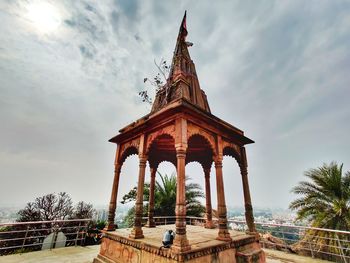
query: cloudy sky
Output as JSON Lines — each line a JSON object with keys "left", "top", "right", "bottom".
{"left": 0, "top": 0, "right": 349, "bottom": 210}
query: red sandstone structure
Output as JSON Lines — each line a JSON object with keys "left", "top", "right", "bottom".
{"left": 95, "top": 12, "right": 265, "bottom": 263}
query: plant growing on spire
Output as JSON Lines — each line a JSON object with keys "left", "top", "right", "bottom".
{"left": 139, "top": 58, "right": 171, "bottom": 105}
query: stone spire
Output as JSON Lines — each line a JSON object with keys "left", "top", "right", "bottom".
{"left": 151, "top": 12, "right": 211, "bottom": 114}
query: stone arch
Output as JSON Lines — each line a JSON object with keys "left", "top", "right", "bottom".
{"left": 145, "top": 125, "right": 175, "bottom": 155}
{"left": 185, "top": 160, "right": 204, "bottom": 170}
{"left": 119, "top": 146, "right": 138, "bottom": 166}
{"left": 188, "top": 133, "right": 215, "bottom": 154}
{"left": 118, "top": 137, "right": 140, "bottom": 165}
{"left": 187, "top": 124, "right": 217, "bottom": 157}
{"left": 222, "top": 142, "right": 242, "bottom": 165}
{"left": 154, "top": 159, "right": 177, "bottom": 170}
{"left": 147, "top": 133, "right": 176, "bottom": 169}
{"left": 187, "top": 134, "right": 215, "bottom": 167}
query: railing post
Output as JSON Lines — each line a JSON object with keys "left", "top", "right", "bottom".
{"left": 335, "top": 233, "right": 347, "bottom": 263}
{"left": 83, "top": 220, "right": 89, "bottom": 246}
{"left": 282, "top": 228, "right": 286, "bottom": 248}
{"left": 51, "top": 224, "right": 59, "bottom": 250}
{"left": 307, "top": 232, "right": 314, "bottom": 259}
{"left": 75, "top": 221, "right": 82, "bottom": 246}
{"left": 22, "top": 225, "right": 30, "bottom": 250}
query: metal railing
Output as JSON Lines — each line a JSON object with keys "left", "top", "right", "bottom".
{"left": 0, "top": 219, "right": 91, "bottom": 256}
{"left": 230, "top": 219, "right": 350, "bottom": 263}
{"left": 141, "top": 216, "right": 350, "bottom": 262}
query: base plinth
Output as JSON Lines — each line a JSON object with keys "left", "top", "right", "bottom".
{"left": 129, "top": 227, "right": 144, "bottom": 239}
{"left": 93, "top": 225, "right": 265, "bottom": 263}
{"left": 204, "top": 221, "right": 215, "bottom": 229}
{"left": 104, "top": 223, "right": 117, "bottom": 232}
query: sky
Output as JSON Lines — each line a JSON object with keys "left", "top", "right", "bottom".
{"left": 0, "top": 0, "right": 349, "bottom": 210}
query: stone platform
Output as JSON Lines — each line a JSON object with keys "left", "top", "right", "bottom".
{"left": 94, "top": 225, "right": 265, "bottom": 263}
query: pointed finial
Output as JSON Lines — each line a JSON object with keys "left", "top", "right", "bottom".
{"left": 179, "top": 11, "right": 188, "bottom": 38}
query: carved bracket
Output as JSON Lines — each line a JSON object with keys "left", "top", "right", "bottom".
{"left": 119, "top": 138, "right": 140, "bottom": 164}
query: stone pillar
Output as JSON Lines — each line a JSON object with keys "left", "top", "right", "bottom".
{"left": 129, "top": 156, "right": 147, "bottom": 239}
{"left": 204, "top": 167, "right": 214, "bottom": 229}
{"left": 105, "top": 163, "right": 121, "bottom": 231}
{"left": 172, "top": 147, "right": 191, "bottom": 252}
{"left": 145, "top": 167, "right": 156, "bottom": 228}
{"left": 240, "top": 147, "right": 256, "bottom": 233}
{"left": 240, "top": 164, "right": 256, "bottom": 233}
{"left": 215, "top": 159, "right": 232, "bottom": 241}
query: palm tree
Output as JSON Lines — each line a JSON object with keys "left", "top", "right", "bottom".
{"left": 154, "top": 172, "right": 205, "bottom": 216}
{"left": 121, "top": 172, "right": 205, "bottom": 227}
{"left": 289, "top": 162, "right": 350, "bottom": 260}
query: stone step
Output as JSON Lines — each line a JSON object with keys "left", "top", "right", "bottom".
{"left": 93, "top": 254, "right": 116, "bottom": 263}
{"left": 236, "top": 248, "right": 265, "bottom": 263}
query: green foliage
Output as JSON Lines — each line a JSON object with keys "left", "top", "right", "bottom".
{"left": 121, "top": 184, "right": 150, "bottom": 205}
{"left": 289, "top": 162, "right": 350, "bottom": 229}
{"left": 289, "top": 162, "right": 350, "bottom": 259}
{"left": 94, "top": 220, "right": 107, "bottom": 230}
{"left": 121, "top": 206, "right": 149, "bottom": 228}
{"left": 153, "top": 173, "right": 177, "bottom": 216}
{"left": 121, "top": 172, "right": 205, "bottom": 227}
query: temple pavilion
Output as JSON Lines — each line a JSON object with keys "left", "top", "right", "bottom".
{"left": 94, "top": 12, "right": 265, "bottom": 263}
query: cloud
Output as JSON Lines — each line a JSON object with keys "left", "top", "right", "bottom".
{"left": 0, "top": 0, "right": 349, "bottom": 209}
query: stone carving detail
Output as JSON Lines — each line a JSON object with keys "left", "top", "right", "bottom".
{"left": 100, "top": 237, "right": 139, "bottom": 263}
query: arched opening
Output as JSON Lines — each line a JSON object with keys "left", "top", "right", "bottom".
{"left": 146, "top": 134, "right": 176, "bottom": 227}
{"left": 148, "top": 134, "right": 176, "bottom": 168}
{"left": 116, "top": 154, "right": 151, "bottom": 229}
{"left": 186, "top": 134, "right": 215, "bottom": 227}
{"left": 185, "top": 161, "right": 205, "bottom": 183}
{"left": 186, "top": 134, "right": 214, "bottom": 168}
{"left": 222, "top": 146, "right": 245, "bottom": 229}
{"left": 119, "top": 146, "right": 138, "bottom": 166}
{"left": 154, "top": 161, "right": 177, "bottom": 218}
{"left": 185, "top": 161, "right": 206, "bottom": 217}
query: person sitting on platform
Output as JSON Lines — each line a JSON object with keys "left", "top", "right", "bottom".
{"left": 162, "top": 230, "right": 175, "bottom": 248}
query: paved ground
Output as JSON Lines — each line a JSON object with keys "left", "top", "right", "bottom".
{"left": 265, "top": 249, "right": 331, "bottom": 263}
{"left": 0, "top": 245, "right": 331, "bottom": 263}
{"left": 0, "top": 246, "right": 99, "bottom": 263}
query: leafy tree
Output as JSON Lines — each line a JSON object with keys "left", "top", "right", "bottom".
{"left": 18, "top": 192, "right": 73, "bottom": 221}
{"left": 71, "top": 201, "right": 94, "bottom": 219}
{"left": 121, "top": 172, "right": 205, "bottom": 227}
{"left": 289, "top": 162, "right": 350, "bottom": 260}
{"left": 0, "top": 193, "right": 96, "bottom": 255}
{"left": 16, "top": 202, "right": 41, "bottom": 222}
{"left": 17, "top": 192, "right": 95, "bottom": 222}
